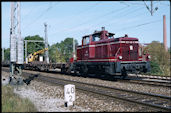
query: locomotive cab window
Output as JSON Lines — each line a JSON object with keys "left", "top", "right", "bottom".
{"left": 108, "top": 34, "right": 114, "bottom": 39}
{"left": 83, "top": 36, "right": 90, "bottom": 45}
{"left": 92, "top": 35, "right": 100, "bottom": 42}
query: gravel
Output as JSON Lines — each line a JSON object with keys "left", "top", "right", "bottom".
{"left": 1, "top": 70, "right": 168, "bottom": 112}
{"left": 22, "top": 69, "right": 171, "bottom": 97}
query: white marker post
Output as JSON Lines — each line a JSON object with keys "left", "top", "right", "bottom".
{"left": 64, "top": 84, "right": 75, "bottom": 107}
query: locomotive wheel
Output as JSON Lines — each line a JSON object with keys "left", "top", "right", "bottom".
{"left": 80, "top": 70, "right": 87, "bottom": 77}
{"left": 143, "top": 66, "right": 147, "bottom": 73}
{"left": 73, "top": 70, "right": 78, "bottom": 76}
{"left": 80, "top": 66, "right": 88, "bottom": 77}
{"left": 121, "top": 67, "right": 127, "bottom": 79}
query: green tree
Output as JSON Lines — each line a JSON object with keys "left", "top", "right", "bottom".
{"left": 49, "top": 37, "right": 78, "bottom": 63}
{"left": 4, "top": 48, "right": 10, "bottom": 61}
{"left": 144, "top": 41, "right": 170, "bottom": 76}
{"left": 49, "top": 43, "right": 65, "bottom": 63}
{"left": 24, "top": 35, "right": 45, "bottom": 58}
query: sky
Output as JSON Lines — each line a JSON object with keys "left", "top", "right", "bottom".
{"left": 1, "top": 1, "right": 170, "bottom": 49}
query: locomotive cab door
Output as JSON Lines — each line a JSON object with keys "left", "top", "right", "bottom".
{"left": 89, "top": 35, "right": 95, "bottom": 58}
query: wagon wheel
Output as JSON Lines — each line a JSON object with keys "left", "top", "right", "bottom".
{"left": 61, "top": 67, "right": 66, "bottom": 74}
{"left": 66, "top": 68, "right": 71, "bottom": 75}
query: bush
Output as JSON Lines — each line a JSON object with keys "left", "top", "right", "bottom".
{"left": 150, "top": 61, "right": 162, "bottom": 75}
{"left": 144, "top": 41, "right": 170, "bottom": 76}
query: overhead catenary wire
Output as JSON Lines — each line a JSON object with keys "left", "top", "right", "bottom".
{"left": 23, "top": 2, "right": 60, "bottom": 31}
{"left": 65, "top": 6, "right": 144, "bottom": 37}
{"left": 69, "top": 2, "right": 102, "bottom": 19}
{"left": 24, "top": 2, "right": 168, "bottom": 45}
{"left": 159, "top": 0, "right": 170, "bottom": 6}
{"left": 49, "top": 2, "right": 102, "bottom": 34}
{"left": 63, "top": 3, "right": 147, "bottom": 34}
{"left": 49, "top": 5, "right": 129, "bottom": 36}
{"left": 89, "top": 6, "right": 144, "bottom": 29}
{"left": 62, "top": 5, "right": 162, "bottom": 42}
{"left": 115, "top": 19, "right": 162, "bottom": 32}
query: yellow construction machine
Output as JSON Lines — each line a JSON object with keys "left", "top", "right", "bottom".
{"left": 28, "top": 48, "right": 48, "bottom": 63}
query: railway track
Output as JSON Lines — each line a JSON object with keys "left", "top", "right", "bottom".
{"left": 2, "top": 65, "right": 170, "bottom": 88}
{"left": 2, "top": 67, "right": 170, "bottom": 88}
{"left": 2, "top": 68, "right": 171, "bottom": 111}
{"left": 118, "top": 78, "right": 171, "bottom": 88}
{"left": 128, "top": 74, "right": 171, "bottom": 81}
{"left": 82, "top": 73, "right": 171, "bottom": 88}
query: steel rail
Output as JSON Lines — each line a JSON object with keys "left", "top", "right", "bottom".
{"left": 119, "top": 79, "right": 171, "bottom": 88}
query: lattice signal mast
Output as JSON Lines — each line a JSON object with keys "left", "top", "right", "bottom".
{"left": 10, "top": 2, "right": 24, "bottom": 85}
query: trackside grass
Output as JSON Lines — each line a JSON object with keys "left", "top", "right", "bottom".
{"left": 2, "top": 85, "right": 37, "bottom": 112}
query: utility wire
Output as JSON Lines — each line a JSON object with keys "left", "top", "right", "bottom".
{"left": 116, "top": 19, "right": 162, "bottom": 32}
{"left": 23, "top": 5, "right": 40, "bottom": 19}
{"left": 71, "top": 6, "right": 144, "bottom": 36}
{"left": 41, "top": 2, "right": 61, "bottom": 22}
{"left": 128, "top": 2, "right": 145, "bottom": 6}
{"left": 50, "top": 5, "right": 129, "bottom": 36}
{"left": 71, "top": 2, "right": 101, "bottom": 18}
{"left": 60, "top": 6, "right": 143, "bottom": 40}
{"left": 159, "top": 0, "right": 170, "bottom": 6}
{"left": 67, "top": 5, "right": 144, "bottom": 33}
{"left": 94, "top": 6, "right": 143, "bottom": 27}
{"left": 24, "top": 2, "right": 60, "bottom": 31}
{"left": 49, "top": 2, "right": 101, "bottom": 34}
{"left": 119, "top": 1, "right": 130, "bottom": 6}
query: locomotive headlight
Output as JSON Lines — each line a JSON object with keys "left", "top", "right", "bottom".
{"left": 147, "top": 55, "right": 151, "bottom": 59}
{"left": 119, "top": 56, "right": 122, "bottom": 60}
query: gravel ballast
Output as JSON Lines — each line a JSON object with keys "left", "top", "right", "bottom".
{"left": 22, "top": 69, "right": 171, "bottom": 97}
{"left": 1, "top": 70, "right": 168, "bottom": 112}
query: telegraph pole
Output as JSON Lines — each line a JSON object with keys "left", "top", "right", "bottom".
{"left": 44, "top": 23, "right": 49, "bottom": 63}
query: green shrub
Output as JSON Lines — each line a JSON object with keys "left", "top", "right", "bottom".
{"left": 144, "top": 41, "right": 170, "bottom": 76}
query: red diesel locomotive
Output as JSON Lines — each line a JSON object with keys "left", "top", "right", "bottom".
{"left": 70, "top": 27, "right": 151, "bottom": 77}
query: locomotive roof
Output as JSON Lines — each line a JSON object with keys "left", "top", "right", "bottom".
{"left": 118, "top": 37, "right": 138, "bottom": 41}
{"left": 82, "top": 28, "right": 138, "bottom": 41}
{"left": 83, "top": 31, "right": 115, "bottom": 38}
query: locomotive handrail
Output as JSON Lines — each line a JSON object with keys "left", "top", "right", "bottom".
{"left": 115, "top": 47, "right": 120, "bottom": 58}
